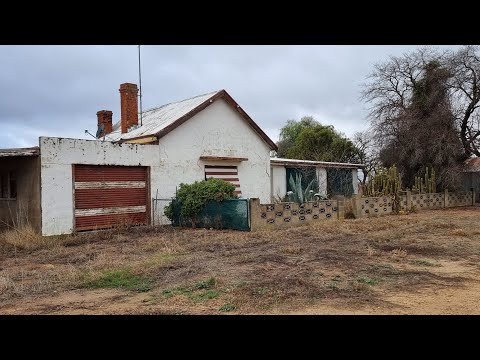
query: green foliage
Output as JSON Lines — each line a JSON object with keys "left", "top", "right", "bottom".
{"left": 161, "top": 277, "right": 220, "bottom": 302}
{"left": 412, "top": 167, "right": 436, "bottom": 193}
{"left": 194, "top": 277, "right": 216, "bottom": 289}
{"left": 219, "top": 304, "right": 237, "bottom": 312}
{"left": 277, "top": 116, "right": 317, "bottom": 157}
{"left": 86, "top": 269, "right": 151, "bottom": 292}
{"left": 277, "top": 116, "right": 360, "bottom": 163}
{"left": 286, "top": 173, "right": 316, "bottom": 204}
{"left": 164, "top": 178, "right": 236, "bottom": 227}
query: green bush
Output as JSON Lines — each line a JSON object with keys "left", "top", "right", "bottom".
{"left": 164, "top": 178, "right": 237, "bottom": 227}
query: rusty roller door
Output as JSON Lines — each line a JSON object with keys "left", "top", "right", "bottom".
{"left": 73, "top": 165, "right": 149, "bottom": 231}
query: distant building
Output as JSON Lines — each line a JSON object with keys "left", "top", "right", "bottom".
{"left": 461, "top": 157, "right": 480, "bottom": 202}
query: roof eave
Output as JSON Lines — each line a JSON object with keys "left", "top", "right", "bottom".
{"left": 0, "top": 146, "right": 40, "bottom": 157}
{"left": 270, "top": 158, "right": 364, "bottom": 169}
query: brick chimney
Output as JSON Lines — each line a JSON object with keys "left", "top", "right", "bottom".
{"left": 96, "top": 110, "right": 113, "bottom": 137}
{"left": 119, "top": 83, "right": 139, "bottom": 134}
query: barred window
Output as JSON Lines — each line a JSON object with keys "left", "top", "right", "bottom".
{"left": 0, "top": 172, "right": 16, "bottom": 199}
{"left": 204, "top": 165, "right": 242, "bottom": 196}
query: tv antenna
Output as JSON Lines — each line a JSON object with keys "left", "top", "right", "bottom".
{"left": 85, "top": 129, "right": 114, "bottom": 142}
{"left": 138, "top": 45, "right": 143, "bottom": 126}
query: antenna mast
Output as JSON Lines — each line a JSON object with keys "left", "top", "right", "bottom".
{"left": 138, "top": 45, "right": 143, "bottom": 126}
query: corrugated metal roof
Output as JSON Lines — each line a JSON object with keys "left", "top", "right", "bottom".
{"left": 463, "top": 157, "right": 480, "bottom": 172}
{"left": 108, "top": 90, "right": 220, "bottom": 141}
{"left": 271, "top": 157, "right": 364, "bottom": 169}
{"left": 0, "top": 146, "right": 39, "bottom": 157}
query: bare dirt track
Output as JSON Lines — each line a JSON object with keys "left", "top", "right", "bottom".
{"left": 2, "top": 207, "right": 480, "bottom": 314}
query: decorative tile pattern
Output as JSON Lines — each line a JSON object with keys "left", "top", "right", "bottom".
{"left": 358, "top": 196, "right": 393, "bottom": 216}
{"left": 411, "top": 193, "right": 444, "bottom": 209}
{"left": 257, "top": 200, "right": 338, "bottom": 227}
{"left": 447, "top": 192, "right": 472, "bottom": 207}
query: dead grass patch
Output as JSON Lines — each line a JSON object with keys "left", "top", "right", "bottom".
{"left": 1, "top": 208, "right": 480, "bottom": 314}
{"left": 0, "top": 225, "right": 56, "bottom": 250}
{"left": 280, "top": 245, "right": 303, "bottom": 255}
{"left": 449, "top": 229, "right": 469, "bottom": 237}
{"left": 390, "top": 248, "right": 408, "bottom": 258}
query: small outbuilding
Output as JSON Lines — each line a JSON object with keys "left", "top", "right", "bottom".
{"left": 460, "top": 157, "right": 480, "bottom": 203}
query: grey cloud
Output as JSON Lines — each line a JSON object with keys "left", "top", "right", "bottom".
{"left": 0, "top": 45, "right": 461, "bottom": 149}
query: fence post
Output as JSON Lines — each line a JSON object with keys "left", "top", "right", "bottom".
{"left": 406, "top": 189, "right": 412, "bottom": 211}
{"left": 249, "top": 198, "right": 261, "bottom": 231}
{"left": 444, "top": 189, "right": 449, "bottom": 208}
{"left": 333, "top": 195, "right": 345, "bottom": 220}
{"left": 352, "top": 194, "right": 362, "bottom": 219}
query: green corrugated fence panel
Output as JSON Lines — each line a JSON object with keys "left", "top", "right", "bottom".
{"left": 171, "top": 199, "right": 250, "bottom": 231}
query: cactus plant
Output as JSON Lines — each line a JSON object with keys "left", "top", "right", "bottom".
{"left": 364, "top": 165, "right": 402, "bottom": 198}
{"left": 412, "top": 167, "right": 436, "bottom": 194}
{"left": 364, "top": 165, "right": 403, "bottom": 212}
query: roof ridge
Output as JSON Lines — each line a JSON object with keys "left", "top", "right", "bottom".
{"left": 142, "top": 89, "right": 221, "bottom": 115}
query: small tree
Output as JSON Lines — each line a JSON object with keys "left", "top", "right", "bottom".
{"left": 164, "top": 178, "right": 236, "bottom": 228}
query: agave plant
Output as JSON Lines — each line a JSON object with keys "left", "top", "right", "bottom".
{"left": 287, "top": 173, "right": 317, "bottom": 204}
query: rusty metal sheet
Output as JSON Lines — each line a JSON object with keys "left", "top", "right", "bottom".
{"left": 73, "top": 165, "right": 148, "bottom": 231}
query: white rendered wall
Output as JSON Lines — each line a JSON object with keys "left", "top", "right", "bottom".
{"left": 352, "top": 169, "right": 359, "bottom": 194}
{"left": 317, "top": 168, "right": 327, "bottom": 196}
{"left": 40, "top": 99, "right": 272, "bottom": 235}
{"left": 154, "top": 99, "right": 272, "bottom": 204}
{"left": 271, "top": 166, "right": 286, "bottom": 201}
{"left": 40, "top": 137, "right": 161, "bottom": 236}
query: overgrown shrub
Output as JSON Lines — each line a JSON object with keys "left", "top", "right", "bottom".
{"left": 164, "top": 178, "right": 237, "bottom": 227}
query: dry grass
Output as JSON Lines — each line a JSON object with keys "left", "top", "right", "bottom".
{"left": 344, "top": 198, "right": 355, "bottom": 219}
{"left": 449, "top": 229, "right": 469, "bottom": 237}
{"left": 1, "top": 224, "right": 45, "bottom": 249}
{"left": 1, "top": 207, "right": 480, "bottom": 314}
{"left": 390, "top": 248, "right": 408, "bottom": 258}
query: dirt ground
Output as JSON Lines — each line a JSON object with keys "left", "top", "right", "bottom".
{"left": 2, "top": 207, "right": 480, "bottom": 315}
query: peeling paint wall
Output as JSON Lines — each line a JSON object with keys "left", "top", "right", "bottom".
{"left": 40, "top": 137, "right": 161, "bottom": 236}
{"left": 40, "top": 98, "right": 272, "bottom": 236}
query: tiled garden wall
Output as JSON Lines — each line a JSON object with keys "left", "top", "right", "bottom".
{"left": 353, "top": 190, "right": 474, "bottom": 218}
{"left": 249, "top": 197, "right": 344, "bottom": 231}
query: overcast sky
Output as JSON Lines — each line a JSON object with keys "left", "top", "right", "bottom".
{"left": 0, "top": 45, "right": 461, "bottom": 149}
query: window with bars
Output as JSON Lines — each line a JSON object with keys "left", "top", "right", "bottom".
{"left": 0, "top": 172, "right": 17, "bottom": 200}
{"left": 204, "top": 165, "right": 242, "bottom": 196}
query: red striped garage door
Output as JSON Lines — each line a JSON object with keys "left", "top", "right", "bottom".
{"left": 205, "top": 165, "right": 242, "bottom": 196}
{"left": 73, "top": 165, "right": 149, "bottom": 231}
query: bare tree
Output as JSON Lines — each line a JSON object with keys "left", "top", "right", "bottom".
{"left": 361, "top": 47, "right": 465, "bottom": 189}
{"left": 448, "top": 45, "right": 480, "bottom": 158}
{"left": 352, "top": 131, "right": 380, "bottom": 187}
{"left": 361, "top": 47, "right": 445, "bottom": 144}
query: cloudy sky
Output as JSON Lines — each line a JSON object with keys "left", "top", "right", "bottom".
{"left": 0, "top": 45, "right": 461, "bottom": 149}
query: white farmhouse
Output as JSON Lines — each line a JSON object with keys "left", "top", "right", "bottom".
{"left": 0, "top": 83, "right": 362, "bottom": 236}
